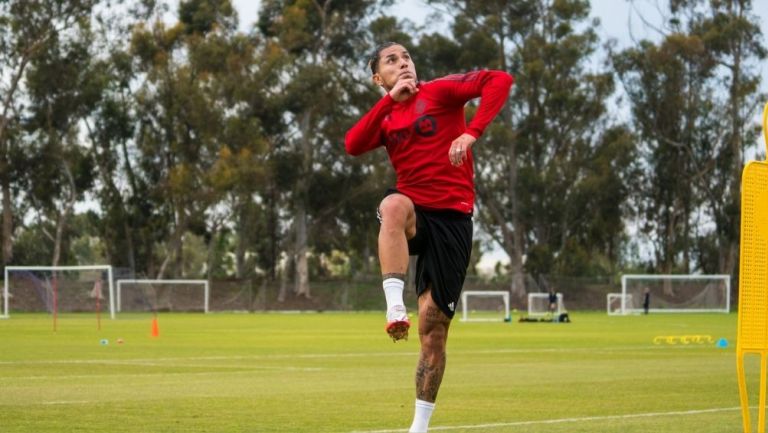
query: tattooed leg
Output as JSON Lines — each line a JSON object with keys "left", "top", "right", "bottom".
{"left": 415, "top": 289, "right": 451, "bottom": 402}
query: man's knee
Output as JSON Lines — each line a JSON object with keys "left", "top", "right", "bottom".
{"left": 421, "top": 326, "right": 447, "bottom": 351}
{"left": 379, "top": 195, "right": 411, "bottom": 220}
{"left": 378, "top": 194, "right": 416, "bottom": 235}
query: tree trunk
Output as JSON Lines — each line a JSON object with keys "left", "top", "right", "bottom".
{"left": 294, "top": 201, "right": 310, "bottom": 297}
{"left": 293, "top": 111, "right": 312, "bottom": 298}
{"left": 235, "top": 200, "right": 246, "bottom": 279}
{"left": 52, "top": 163, "right": 77, "bottom": 267}
{"left": 157, "top": 207, "right": 186, "bottom": 280}
{"left": 278, "top": 254, "right": 290, "bottom": 303}
{"left": 724, "top": 1, "right": 743, "bottom": 277}
{"left": 1, "top": 170, "right": 12, "bottom": 266}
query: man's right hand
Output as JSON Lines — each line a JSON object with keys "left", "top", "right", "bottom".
{"left": 389, "top": 78, "right": 418, "bottom": 102}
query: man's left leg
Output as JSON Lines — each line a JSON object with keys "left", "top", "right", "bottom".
{"left": 409, "top": 288, "right": 451, "bottom": 433}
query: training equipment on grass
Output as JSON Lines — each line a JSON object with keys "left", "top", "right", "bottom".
{"left": 618, "top": 274, "right": 730, "bottom": 315}
{"left": 151, "top": 316, "right": 160, "bottom": 337}
{"left": 2, "top": 266, "right": 115, "bottom": 329}
{"left": 652, "top": 335, "right": 714, "bottom": 345}
{"left": 116, "top": 279, "right": 210, "bottom": 313}
{"left": 460, "top": 290, "right": 511, "bottom": 322}
{"left": 717, "top": 338, "right": 728, "bottom": 349}
{"left": 527, "top": 292, "right": 564, "bottom": 318}
{"left": 736, "top": 101, "right": 768, "bottom": 433}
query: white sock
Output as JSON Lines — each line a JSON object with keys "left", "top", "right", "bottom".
{"left": 382, "top": 278, "right": 405, "bottom": 311}
{"left": 409, "top": 399, "right": 435, "bottom": 433}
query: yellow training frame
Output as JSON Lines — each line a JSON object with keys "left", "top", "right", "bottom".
{"left": 737, "top": 101, "right": 768, "bottom": 433}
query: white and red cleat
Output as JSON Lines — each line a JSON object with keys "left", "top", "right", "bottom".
{"left": 385, "top": 305, "right": 410, "bottom": 342}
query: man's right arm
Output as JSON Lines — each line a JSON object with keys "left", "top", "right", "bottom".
{"left": 345, "top": 94, "right": 396, "bottom": 156}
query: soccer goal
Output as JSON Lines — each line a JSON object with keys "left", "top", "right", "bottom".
{"left": 3, "top": 265, "right": 115, "bottom": 320}
{"left": 116, "top": 279, "right": 210, "bottom": 313}
{"left": 528, "top": 292, "right": 564, "bottom": 317}
{"left": 606, "top": 293, "right": 632, "bottom": 315}
{"left": 619, "top": 274, "right": 730, "bottom": 314}
{"left": 460, "top": 290, "right": 511, "bottom": 322}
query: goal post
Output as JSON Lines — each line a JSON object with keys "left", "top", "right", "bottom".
{"left": 116, "top": 279, "right": 210, "bottom": 313}
{"left": 460, "top": 290, "right": 511, "bottom": 322}
{"left": 620, "top": 274, "right": 731, "bottom": 315}
{"left": 3, "top": 265, "right": 115, "bottom": 319}
{"left": 528, "top": 292, "right": 564, "bottom": 317}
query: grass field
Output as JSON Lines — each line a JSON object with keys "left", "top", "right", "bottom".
{"left": 0, "top": 310, "right": 754, "bottom": 432}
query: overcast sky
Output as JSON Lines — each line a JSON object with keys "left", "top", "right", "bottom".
{"left": 220, "top": 0, "right": 768, "bottom": 86}
{"left": 225, "top": 0, "right": 768, "bottom": 49}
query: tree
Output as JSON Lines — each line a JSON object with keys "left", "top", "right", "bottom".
{"left": 0, "top": 0, "right": 97, "bottom": 267}
{"left": 258, "top": 0, "right": 384, "bottom": 298}
{"left": 129, "top": 0, "right": 268, "bottom": 279}
{"left": 24, "top": 18, "right": 103, "bottom": 267}
{"left": 614, "top": 0, "right": 765, "bottom": 277}
{"left": 688, "top": 0, "right": 766, "bottom": 276}
{"left": 423, "top": 0, "right": 633, "bottom": 299}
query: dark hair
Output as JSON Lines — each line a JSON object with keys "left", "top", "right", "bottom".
{"left": 367, "top": 41, "right": 402, "bottom": 75}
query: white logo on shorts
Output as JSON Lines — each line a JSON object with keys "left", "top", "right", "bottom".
{"left": 448, "top": 302, "right": 455, "bottom": 312}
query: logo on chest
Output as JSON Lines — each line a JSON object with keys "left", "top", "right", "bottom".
{"left": 385, "top": 111, "right": 438, "bottom": 147}
{"left": 414, "top": 115, "right": 437, "bottom": 137}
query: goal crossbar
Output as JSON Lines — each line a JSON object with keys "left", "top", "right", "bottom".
{"left": 460, "top": 290, "right": 511, "bottom": 322}
{"left": 116, "top": 279, "right": 210, "bottom": 313}
{"left": 620, "top": 274, "right": 730, "bottom": 315}
{"left": 3, "top": 265, "right": 115, "bottom": 319}
{"left": 528, "top": 292, "right": 564, "bottom": 317}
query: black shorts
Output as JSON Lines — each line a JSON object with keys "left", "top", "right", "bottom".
{"left": 379, "top": 190, "right": 473, "bottom": 319}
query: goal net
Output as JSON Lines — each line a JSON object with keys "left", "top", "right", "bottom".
{"left": 620, "top": 274, "right": 730, "bottom": 314}
{"left": 2, "top": 265, "right": 115, "bottom": 319}
{"left": 528, "top": 292, "right": 564, "bottom": 317}
{"left": 460, "top": 291, "right": 511, "bottom": 322}
{"left": 116, "top": 279, "right": 210, "bottom": 313}
{"left": 606, "top": 293, "right": 632, "bottom": 315}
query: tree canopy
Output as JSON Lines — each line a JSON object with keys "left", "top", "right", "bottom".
{"left": 0, "top": 0, "right": 764, "bottom": 299}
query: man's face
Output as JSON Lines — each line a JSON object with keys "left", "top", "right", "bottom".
{"left": 373, "top": 44, "right": 417, "bottom": 91}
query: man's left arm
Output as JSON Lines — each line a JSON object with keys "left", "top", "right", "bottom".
{"left": 457, "top": 70, "right": 514, "bottom": 139}
{"left": 435, "top": 70, "right": 514, "bottom": 166}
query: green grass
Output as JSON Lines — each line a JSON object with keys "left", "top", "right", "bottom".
{"left": 0, "top": 311, "right": 753, "bottom": 432}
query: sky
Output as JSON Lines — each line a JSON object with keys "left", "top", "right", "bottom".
{"left": 226, "top": 0, "right": 768, "bottom": 48}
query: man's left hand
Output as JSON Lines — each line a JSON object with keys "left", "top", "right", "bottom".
{"left": 448, "top": 133, "right": 476, "bottom": 167}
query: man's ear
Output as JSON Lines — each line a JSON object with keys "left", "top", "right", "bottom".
{"left": 372, "top": 73, "right": 383, "bottom": 87}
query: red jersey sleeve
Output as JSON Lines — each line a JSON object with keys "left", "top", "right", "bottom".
{"left": 344, "top": 93, "right": 396, "bottom": 156}
{"left": 428, "top": 70, "right": 514, "bottom": 138}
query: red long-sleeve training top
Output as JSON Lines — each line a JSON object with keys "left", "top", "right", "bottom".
{"left": 345, "top": 70, "right": 514, "bottom": 214}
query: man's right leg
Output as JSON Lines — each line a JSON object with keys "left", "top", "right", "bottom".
{"left": 377, "top": 193, "right": 417, "bottom": 341}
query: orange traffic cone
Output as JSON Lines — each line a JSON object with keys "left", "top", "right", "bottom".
{"left": 151, "top": 317, "right": 160, "bottom": 337}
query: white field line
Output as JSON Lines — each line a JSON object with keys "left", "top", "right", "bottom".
{"left": 41, "top": 400, "right": 93, "bottom": 405}
{"left": 1, "top": 366, "right": 325, "bottom": 381}
{"left": 0, "top": 344, "right": 715, "bottom": 367}
{"left": 351, "top": 406, "right": 743, "bottom": 433}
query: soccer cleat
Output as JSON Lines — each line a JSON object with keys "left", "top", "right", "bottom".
{"left": 385, "top": 305, "right": 410, "bottom": 342}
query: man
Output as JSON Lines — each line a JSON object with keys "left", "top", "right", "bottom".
{"left": 344, "top": 42, "right": 513, "bottom": 433}
{"left": 548, "top": 288, "right": 558, "bottom": 314}
{"left": 643, "top": 287, "right": 650, "bottom": 315}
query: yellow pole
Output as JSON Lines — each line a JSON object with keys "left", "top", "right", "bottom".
{"left": 762, "top": 353, "right": 768, "bottom": 432}
{"left": 763, "top": 101, "right": 768, "bottom": 157}
{"left": 739, "top": 352, "right": 751, "bottom": 432}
